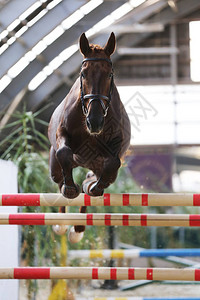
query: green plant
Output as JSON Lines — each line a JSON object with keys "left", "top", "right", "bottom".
{"left": 0, "top": 106, "right": 60, "bottom": 299}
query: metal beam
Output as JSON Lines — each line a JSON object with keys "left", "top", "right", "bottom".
{"left": 116, "top": 0, "right": 168, "bottom": 26}
{"left": 170, "top": 23, "right": 178, "bottom": 145}
{"left": 115, "top": 0, "right": 200, "bottom": 53}
{"left": 117, "top": 47, "right": 179, "bottom": 55}
{"left": 102, "top": 23, "right": 164, "bottom": 33}
{"left": 170, "top": 24, "right": 178, "bottom": 85}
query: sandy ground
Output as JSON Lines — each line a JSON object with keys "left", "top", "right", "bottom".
{"left": 19, "top": 280, "right": 200, "bottom": 299}
{"left": 19, "top": 257, "right": 200, "bottom": 299}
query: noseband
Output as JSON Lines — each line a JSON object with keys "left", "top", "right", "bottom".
{"left": 80, "top": 57, "right": 114, "bottom": 117}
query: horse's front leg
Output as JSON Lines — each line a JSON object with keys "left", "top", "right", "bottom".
{"left": 84, "top": 156, "right": 121, "bottom": 196}
{"left": 56, "top": 132, "right": 80, "bottom": 199}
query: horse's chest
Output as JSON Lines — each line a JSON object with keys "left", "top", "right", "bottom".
{"left": 71, "top": 135, "right": 103, "bottom": 170}
{"left": 74, "top": 151, "right": 103, "bottom": 168}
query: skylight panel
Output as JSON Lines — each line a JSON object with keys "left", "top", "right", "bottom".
{"left": 0, "top": 44, "right": 8, "bottom": 55}
{"left": 89, "top": 16, "right": 113, "bottom": 34}
{"left": 129, "top": 0, "right": 146, "bottom": 8}
{"left": 111, "top": 3, "right": 133, "bottom": 20}
{"left": 25, "top": 51, "right": 36, "bottom": 62}
{"left": 27, "top": 9, "right": 48, "bottom": 27}
{"left": 47, "top": 0, "right": 63, "bottom": 10}
{"left": 19, "top": 1, "right": 41, "bottom": 21}
{"left": 6, "top": 36, "right": 16, "bottom": 46}
{"left": 43, "top": 26, "right": 64, "bottom": 45}
{"left": 59, "top": 44, "right": 78, "bottom": 62}
{"left": 61, "top": 10, "right": 84, "bottom": 30}
{"left": 43, "top": 65, "right": 53, "bottom": 76}
{"left": 0, "top": 30, "right": 8, "bottom": 40}
{"left": 15, "top": 26, "right": 28, "bottom": 38}
{"left": 7, "top": 19, "right": 21, "bottom": 32}
{"left": 7, "top": 57, "right": 29, "bottom": 78}
{"left": 49, "top": 56, "right": 63, "bottom": 70}
{"left": 0, "top": 75, "right": 12, "bottom": 93}
{"left": 28, "top": 44, "right": 78, "bottom": 91}
{"left": 28, "top": 72, "right": 47, "bottom": 91}
{"left": 80, "top": 0, "right": 103, "bottom": 15}
{"left": 32, "top": 40, "right": 47, "bottom": 55}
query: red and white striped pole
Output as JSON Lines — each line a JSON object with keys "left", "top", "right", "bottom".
{"left": 0, "top": 193, "right": 200, "bottom": 206}
{"left": 0, "top": 213, "right": 200, "bottom": 227}
{"left": 0, "top": 267, "right": 200, "bottom": 281}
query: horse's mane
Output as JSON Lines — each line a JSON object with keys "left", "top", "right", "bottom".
{"left": 89, "top": 44, "right": 104, "bottom": 53}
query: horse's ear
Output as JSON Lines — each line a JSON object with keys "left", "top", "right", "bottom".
{"left": 79, "top": 33, "right": 91, "bottom": 56}
{"left": 104, "top": 32, "right": 116, "bottom": 56}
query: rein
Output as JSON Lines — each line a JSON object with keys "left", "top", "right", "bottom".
{"left": 80, "top": 57, "right": 114, "bottom": 117}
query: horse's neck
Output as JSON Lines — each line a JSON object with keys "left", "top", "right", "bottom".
{"left": 62, "top": 78, "right": 82, "bottom": 125}
{"left": 68, "top": 78, "right": 81, "bottom": 101}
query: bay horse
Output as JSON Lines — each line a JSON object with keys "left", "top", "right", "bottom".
{"left": 48, "top": 32, "right": 130, "bottom": 243}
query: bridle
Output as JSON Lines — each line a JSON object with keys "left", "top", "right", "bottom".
{"left": 80, "top": 57, "right": 114, "bottom": 117}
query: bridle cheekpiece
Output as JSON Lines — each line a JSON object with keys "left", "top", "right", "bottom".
{"left": 80, "top": 57, "right": 114, "bottom": 117}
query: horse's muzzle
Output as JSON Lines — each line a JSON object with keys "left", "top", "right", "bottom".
{"left": 86, "top": 116, "right": 104, "bottom": 134}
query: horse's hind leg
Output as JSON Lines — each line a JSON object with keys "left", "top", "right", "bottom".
{"left": 68, "top": 172, "right": 96, "bottom": 243}
{"left": 68, "top": 206, "right": 86, "bottom": 243}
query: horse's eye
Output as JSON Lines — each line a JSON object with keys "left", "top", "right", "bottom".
{"left": 109, "top": 73, "right": 113, "bottom": 79}
{"left": 81, "top": 72, "right": 86, "bottom": 79}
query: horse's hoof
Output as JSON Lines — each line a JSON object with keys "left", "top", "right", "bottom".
{"left": 61, "top": 183, "right": 80, "bottom": 199}
{"left": 86, "top": 171, "right": 96, "bottom": 179}
{"left": 68, "top": 227, "right": 84, "bottom": 243}
{"left": 89, "top": 182, "right": 104, "bottom": 196}
{"left": 52, "top": 224, "right": 68, "bottom": 235}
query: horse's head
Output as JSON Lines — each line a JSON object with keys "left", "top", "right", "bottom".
{"left": 79, "top": 32, "right": 115, "bottom": 135}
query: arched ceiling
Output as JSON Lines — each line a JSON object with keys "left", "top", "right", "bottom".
{"left": 0, "top": 0, "right": 200, "bottom": 132}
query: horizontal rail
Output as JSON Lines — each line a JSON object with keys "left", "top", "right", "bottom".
{"left": 1, "top": 213, "right": 200, "bottom": 227}
{"left": 0, "top": 193, "right": 200, "bottom": 207}
{"left": 68, "top": 248, "right": 200, "bottom": 259}
{"left": 0, "top": 267, "right": 200, "bottom": 281}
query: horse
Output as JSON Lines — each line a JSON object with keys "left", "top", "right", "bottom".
{"left": 48, "top": 32, "right": 131, "bottom": 243}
